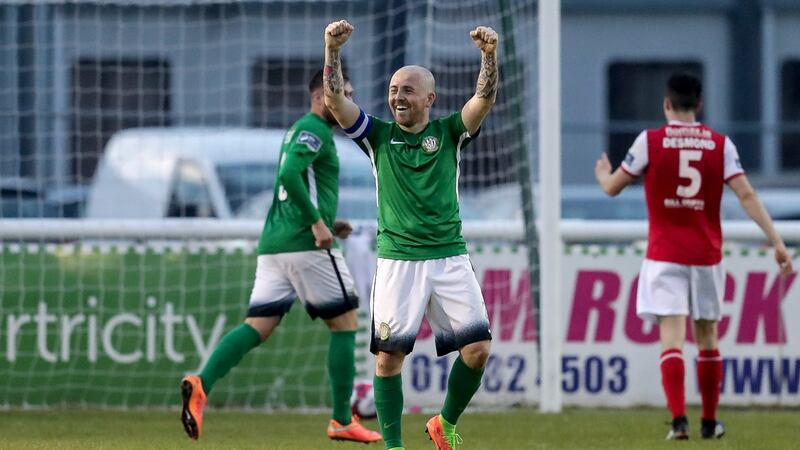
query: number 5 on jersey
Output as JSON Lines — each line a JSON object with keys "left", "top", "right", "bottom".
{"left": 677, "top": 149, "right": 702, "bottom": 198}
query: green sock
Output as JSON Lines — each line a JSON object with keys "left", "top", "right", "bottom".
{"left": 441, "top": 356, "right": 485, "bottom": 426}
{"left": 374, "top": 374, "right": 404, "bottom": 449}
{"left": 199, "top": 323, "right": 261, "bottom": 394}
{"left": 439, "top": 413, "right": 456, "bottom": 436}
{"left": 328, "top": 331, "right": 356, "bottom": 425}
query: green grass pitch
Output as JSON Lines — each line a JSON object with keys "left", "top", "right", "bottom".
{"left": 1, "top": 407, "right": 798, "bottom": 449}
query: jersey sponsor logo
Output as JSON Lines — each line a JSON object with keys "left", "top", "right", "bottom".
{"left": 664, "top": 197, "right": 705, "bottom": 210}
{"left": 390, "top": 138, "right": 405, "bottom": 145}
{"left": 665, "top": 126, "right": 712, "bottom": 139}
{"left": 379, "top": 322, "right": 391, "bottom": 340}
{"left": 421, "top": 136, "right": 439, "bottom": 153}
{"left": 296, "top": 131, "right": 322, "bottom": 152}
{"left": 735, "top": 157, "right": 742, "bottom": 169}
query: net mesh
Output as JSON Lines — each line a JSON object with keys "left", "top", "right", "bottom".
{"left": 0, "top": 0, "right": 539, "bottom": 410}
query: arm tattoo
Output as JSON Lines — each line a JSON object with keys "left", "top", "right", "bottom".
{"left": 476, "top": 52, "right": 498, "bottom": 100}
{"left": 324, "top": 49, "right": 343, "bottom": 96}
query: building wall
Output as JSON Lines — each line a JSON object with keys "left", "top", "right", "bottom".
{"left": 562, "top": 11, "right": 730, "bottom": 183}
{"left": 773, "top": 11, "right": 800, "bottom": 178}
{"left": 0, "top": 7, "right": 22, "bottom": 177}
{"left": 0, "top": 1, "right": 798, "bottom": 187}
{"left": 60, "top": 9, "right": 356, "bottom": 124}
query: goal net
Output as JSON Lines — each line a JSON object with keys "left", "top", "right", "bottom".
{"left": 0, "top": 0, "right": 544, "bottom": 411}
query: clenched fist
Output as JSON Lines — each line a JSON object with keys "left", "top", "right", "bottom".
{"left": 470, "top": 26, "right": 499, "bottom": 53}
{"left": 325, "top": 20, "right": 354, "bottom": 49}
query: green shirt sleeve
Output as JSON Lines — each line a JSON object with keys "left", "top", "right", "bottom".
{"left": 277, "top": 128, "right": 325, "bottom": 225}
{"left": 350, "top": 114, "right": 390, "bottom": 156}
{"left": 445, "top": 112, "right": 478, "bottom": 149}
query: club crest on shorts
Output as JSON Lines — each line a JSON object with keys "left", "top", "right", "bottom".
{"left": 378, "top": 322, "right": 391, "bottom": 340}
{"left": 421, "top": 136, "right": 439, "bottom": 153}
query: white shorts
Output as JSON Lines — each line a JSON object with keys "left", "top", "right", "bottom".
{"left": 248, "top": 249, "right": 359, "bottom": 320}
{"left": 370, "top": 255, "right": 491, "bottom": 356}
{"left": 636, "top": 258, "right": 724, "bottom": 323}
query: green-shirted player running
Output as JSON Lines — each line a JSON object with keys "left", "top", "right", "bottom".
{"left": 323, "top": 20, "right": 500, "bottom": 450}
{"left": 179, "top": 70, "right": 381, "bottom": 444}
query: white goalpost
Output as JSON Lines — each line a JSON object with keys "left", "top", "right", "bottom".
{"left": 537, "top": 0, "right": 562, "bottom": 413}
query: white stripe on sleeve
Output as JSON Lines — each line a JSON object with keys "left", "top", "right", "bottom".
{"left": 343, "top": 110, "right": 372, "bottom": 141}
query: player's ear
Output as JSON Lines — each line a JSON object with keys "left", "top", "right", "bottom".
{"left": 427, "top": 91, "right": 436, "bottom": 108}
{"left": 695, "top": 100, "right": 703, "bottom": 115}
{"left": 663, "top": 97, "right": 672, "bottom": 114}
{"left": 311, "top": 88, "right": 324, "bottom": 107}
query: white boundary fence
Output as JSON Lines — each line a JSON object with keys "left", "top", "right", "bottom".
{"left": 1, "top": 219, "right": 797, "bottom": 409}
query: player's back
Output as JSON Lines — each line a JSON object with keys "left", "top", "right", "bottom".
{"left": 258, "top": 113, "right": 339, "bottom": 255}
{"left": 641, "top": 122, "right": 740, "bottom": 265}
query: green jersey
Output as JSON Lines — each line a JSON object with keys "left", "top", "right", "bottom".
{"left": 258, "top": 113, "right": 340, "bottom": 254}
{"left": 343, "top": 110, "right": 476, "bottom": 260}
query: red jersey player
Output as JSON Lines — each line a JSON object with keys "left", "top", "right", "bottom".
{"left": 595, "top": 73, "right": 794, "bottom": 440}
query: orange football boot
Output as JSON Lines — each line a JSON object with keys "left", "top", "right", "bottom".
{"left": 180, "top": 375, "right": 207, "bottom": 440}
{"left": 425, "top": 415, "right": 463, "bottom": 450}
{"left": 327, "top": 415, "right": 382, "bottom": 443}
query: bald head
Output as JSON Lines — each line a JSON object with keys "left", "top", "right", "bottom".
{"left": 392, "top": 65, "right": 435, "bottom": 94}
{"left": 388, "top": 64, "right": 436, "bottom": 132}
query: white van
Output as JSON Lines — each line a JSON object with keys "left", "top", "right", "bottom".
{"left": 86, "top": 127, "right": 376, "bottom": 220}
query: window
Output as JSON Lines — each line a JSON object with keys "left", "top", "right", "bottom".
{"left": 251, "top": 59, "right": 323, "bottom": 128}
{"left": 607, "top": 61, "right": 703, "bottom": 166}
{"left": 431, "top": 58, "right": 516, "bottom": 191}
{"left": 71, "top": 59, "right": 170, "bottom": 182}
{"left": 215, "top": 162, "right": 277, "bottom": 217}
{"left": 781, "top": 61, "right": 800, "bottom": 169}
{"left": 166, "top": 160, "right": 216, "bottom": 218}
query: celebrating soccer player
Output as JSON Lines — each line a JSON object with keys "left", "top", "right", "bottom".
{"left": 595, "top": 73, "right": 794, "bottom": 440}
{"left": 179, "top": 69, "right": 381, "bottom": 444}
{"left": 322, "top": 19, "right": 499, "bottom": 450}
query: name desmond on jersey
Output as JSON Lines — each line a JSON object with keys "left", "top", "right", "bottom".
{"left": 662, "top": 137, "right": 717, "bottom": 150}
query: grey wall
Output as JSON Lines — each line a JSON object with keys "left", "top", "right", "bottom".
{"left": 0, "top": 0, "right": 798, "bottom": 187}
{"left": 562, "top": 11, "right": 730, "bottom": 183}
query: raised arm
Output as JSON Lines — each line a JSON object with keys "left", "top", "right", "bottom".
{"left": 461, "top": 26, "right": 499, "bottom": 136}
{"left": 594, "top": 153, "right": 636, "bottom": 196}
{"left": 323, "top": 20, "right": 361, "bottom": 129}
{"left": 727, "top": 175, "right": 794, "bottom": 275}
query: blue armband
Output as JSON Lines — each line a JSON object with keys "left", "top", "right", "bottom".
{"left": 343, "top": 109, "right": 372, "bottom": 141}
